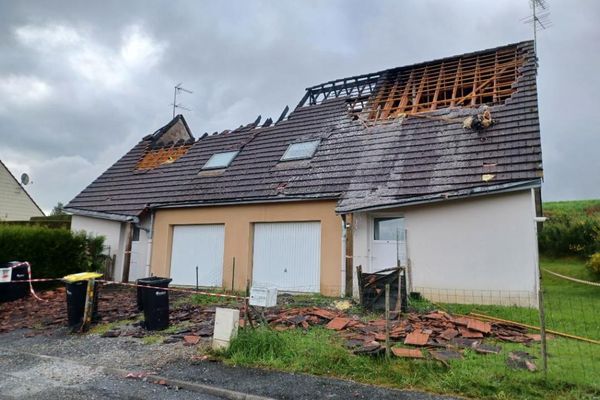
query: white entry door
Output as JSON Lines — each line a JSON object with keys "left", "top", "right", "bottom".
{"left": 253, "top": 222, "right": 321, "bottom": 293}
{"left": 129, "top": 227, "right": 148, "bottom": 282}
{"left": 170, "top": 224, "right": 225, "bottom": 287}
{"left": 370, "top": 217, "right": 406, "bottom": 271}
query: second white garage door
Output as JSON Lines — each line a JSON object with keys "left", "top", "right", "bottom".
{"left": 170, "top": 224, "right": 224, "bottom": 287}
{"left": 252, "top": 222, "right": 321, "bottom": 293}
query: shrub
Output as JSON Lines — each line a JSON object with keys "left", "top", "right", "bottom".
{"left": 0, "top": 225, "right": 106, "bottom": 279}
{"left": 586, "top": 253, "right": 600, "bottom": 276}
{"left": 538, "top": 212, "right": 600, "bottom": 257}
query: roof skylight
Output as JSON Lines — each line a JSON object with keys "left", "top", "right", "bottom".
{"left": 202, "top": 151, "right": 239, "bottom": 169}
{"left": 281, "top": 140, "right": 320, "bottom": 161}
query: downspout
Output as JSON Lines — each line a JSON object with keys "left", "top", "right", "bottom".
{"left": 340, "top": 215, "right": 347, "bottom": 298}
{"left": 145, "top": 210, "right": 155, "bottom": 277}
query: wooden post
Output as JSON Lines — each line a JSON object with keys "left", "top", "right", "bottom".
{"left": 245, "top": 279, "right": 254, "bottom": 329}
{"left": 121, "top": 223, "right": 133, "bottom": 283}
{"left": 357, "top": 265, "right": 364, "bottom": 308}
{"left": 80, "top": 279, "right": 96, "bottom": 333}
{"left": 385, "top": 284, "right": 391, "bottom": 359}
{"left": 231, "top": 257, "right": 236, "bottom": 293}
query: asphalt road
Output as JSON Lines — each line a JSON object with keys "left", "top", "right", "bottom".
{"left": 0, "top": 329, "right": 457, "bottom": 400}
{"left": 0, "top": 350, "right": 222, "bottom": 400}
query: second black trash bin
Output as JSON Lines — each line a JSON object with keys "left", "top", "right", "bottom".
{"left": 138, "top": 276, "right": 172, "bottom": 331}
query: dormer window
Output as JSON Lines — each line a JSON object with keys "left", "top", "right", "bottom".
{"left": 281, "top": 140, "right": 320, "bottom": 161}
{"left": 202, "top": 151, "right": 239, "bottom": 170}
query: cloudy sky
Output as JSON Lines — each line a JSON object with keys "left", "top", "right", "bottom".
{"left": 1, "top": 0, "right": 598, "bottom": 213}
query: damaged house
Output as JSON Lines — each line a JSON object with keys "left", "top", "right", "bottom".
{"left": 67, "top": 41, "right": 543, "bottom": 306}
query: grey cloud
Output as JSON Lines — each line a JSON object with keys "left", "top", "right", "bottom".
{"left": 0, "top": 0, "right": 598, "bottom": 213}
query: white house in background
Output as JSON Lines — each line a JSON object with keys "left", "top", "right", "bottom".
{"left": 0, "top": 160, "right": 44, "bottom": 221}
{"left": 66, "top": 42, "right": 544, "bottom": 306}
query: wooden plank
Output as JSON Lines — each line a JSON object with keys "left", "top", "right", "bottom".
{"left": 411, "top": 66, "right": 428, "bottom": 114}
{"left": 431, "top": 63, "right": 444, "bottom": 111}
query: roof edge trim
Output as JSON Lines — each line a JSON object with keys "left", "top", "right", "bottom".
{"left": 337, "top": 179, "right": 542, "bottom": 214}
{"left": 65, "top": 207, "right": 139, "bottom": 223}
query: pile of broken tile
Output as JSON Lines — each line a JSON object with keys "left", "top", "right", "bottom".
{"left": 262, "top": 308, "right": 539, "bottom": 367}
{"left": 0, "top": 286, "right": 139, "bottom": 334}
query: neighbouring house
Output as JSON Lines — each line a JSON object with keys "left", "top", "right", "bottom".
{"left": 66, "top": 41, "right": 543, "bottom": 306}
{"left": 0, "top": 160, "right": 44, "bottom": 221}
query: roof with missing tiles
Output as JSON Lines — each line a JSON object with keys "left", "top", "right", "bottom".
{"left": 66, "top": 40, "right": 542, "bottom": 218}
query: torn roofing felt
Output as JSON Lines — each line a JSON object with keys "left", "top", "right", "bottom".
{"left": 66, "top": 40, "right": 542, "bottom": 218}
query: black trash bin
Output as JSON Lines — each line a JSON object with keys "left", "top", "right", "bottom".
{"left": 138, "top": 277, "right": 172, "bottom": 331}
{"left": 0, "top": 261, "right": 29, "bottom": 302}
{"left": 66, "top": 280, "right": 100, "bottom": 327}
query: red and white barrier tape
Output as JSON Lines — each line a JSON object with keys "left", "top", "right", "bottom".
{"left": 98, "top": 279, "right": 248, "bottom": 300}
{"left": 4, "top": 262, "right": 49, "bottom": 302}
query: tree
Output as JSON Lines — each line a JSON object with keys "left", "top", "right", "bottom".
{"left": 51, "top": 202, "right": 67, "bottom": 216}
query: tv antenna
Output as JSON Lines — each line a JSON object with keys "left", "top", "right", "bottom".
{"left": 523, "top": 0, "right": 552, "bottom": 54}
{"left": 171, "top": 83, "right": 193, "bottom": 118}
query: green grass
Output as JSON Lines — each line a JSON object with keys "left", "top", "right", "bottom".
{"left": 543, "top": 199, "right": 600, "bottom": 217}
{"left": 221, "top": 258, "right": 600, "bottom": 399}
{"left": 223, "top": 327, "right": 597, "bottom": 400}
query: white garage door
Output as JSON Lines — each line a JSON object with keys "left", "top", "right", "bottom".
{"left": 253, "top": 222, "right": 321, "bottom": 293}
{"left": 170, "top": 224, "right": 224, "bottom": 287}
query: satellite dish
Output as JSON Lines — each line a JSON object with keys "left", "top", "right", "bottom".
{"left": 20, "top": 173, "right": 30, "bottom": 186}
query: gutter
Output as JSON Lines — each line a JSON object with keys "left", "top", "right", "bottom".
{"left": 336, "top": 179, "right": 542, "bottom": 214}
{"left": 340, "top": 215, "right": 347, "bottom": 298}
{"left": 145, "top": 210, "right": 155, "bottom": 277}
{"left": 149, "top": 195, "right": 341, "bottom": 210}
{"left": 64, "top": 207, "right": 139, "bottom": 223}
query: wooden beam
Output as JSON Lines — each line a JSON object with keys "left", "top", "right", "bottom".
{"left": 471, "top": 56, "right": 480, "bottom": 106}
{"left": 450, "top": 60, "right": 462, "bottom": 107}
{"left": 395, "top": 70, "right": 415, "bottom": 115}
{"left": 431, "top": 63, "right": 444, "bottom": 111}
{"left": 411, "top": 66, "right": 428, "bottom": 114}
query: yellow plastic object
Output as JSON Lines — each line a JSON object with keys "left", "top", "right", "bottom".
{"left": 63, "top": 272, "right": 103, "bottom": 283}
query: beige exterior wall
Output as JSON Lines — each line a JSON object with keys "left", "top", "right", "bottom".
{"left": 0, "top": 161, "right": 44, "bottom": 221}
{"left": 151, "top": 200, "right": 343, "bottom": 296}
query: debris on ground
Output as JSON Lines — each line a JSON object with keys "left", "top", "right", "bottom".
{"left": 0, "top": 286, "right": 139, "bottom": 334}
{"left": 1, "top": 286, "right": 539, "bottom": 371}
{"left": 507, "top": 351, "right": 537, "bottom": 371}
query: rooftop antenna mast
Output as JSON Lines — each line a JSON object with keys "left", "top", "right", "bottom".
{"left": 172, "top": 83, "right": 193, "bottom": 118}
{"left": 523, "top": 0, "right": 552, "bottom": 54}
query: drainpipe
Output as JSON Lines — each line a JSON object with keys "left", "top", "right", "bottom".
{"left": 340, "top": 215, "right": 347, "bottom": 298}
{"left": 145, "top": 210, "right": 155, "bottom": 277}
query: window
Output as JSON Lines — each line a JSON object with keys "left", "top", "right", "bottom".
{"left": 374, "top": 217, "right": 405, "bottom": 241}
{"left": 132, "top": 226, "right": 140, "bottom": 241}
{"left": 202, "top": 151, "right": 239, "bottom": 169}
{"left": 281, "top": 140, "right": 320, "bottom": 161}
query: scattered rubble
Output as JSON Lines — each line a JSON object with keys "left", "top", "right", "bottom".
{"left": 1, "top": 287, "right": 539, "bottom": 371}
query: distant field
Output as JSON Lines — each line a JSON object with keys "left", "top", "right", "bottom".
{"left": 543, "top": 199, "right": 600, "bottom": 217}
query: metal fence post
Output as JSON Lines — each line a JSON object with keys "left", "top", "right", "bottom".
{"left": 385, "top": 283, "right": 391, "bottom": 358}
{"left": 538, "top": 264, "right": 548, "bottom": 378}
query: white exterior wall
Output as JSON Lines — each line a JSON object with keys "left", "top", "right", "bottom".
{"left": 352, "top": 190, "right": 539, "bottom": 307}
{"left": 71, "top": 215, "right": 125, "bottom": 280}
{"left": 0, "top": 162, "right": 44, "bottom": 221}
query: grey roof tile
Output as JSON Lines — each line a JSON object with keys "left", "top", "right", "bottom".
{"left": 67, "top": 40, "right": 542, "bottom": 216}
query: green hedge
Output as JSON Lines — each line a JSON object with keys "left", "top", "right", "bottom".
{"left": 539, "top": 212, "right": 600, "bottom": 257}
{"left": 0, "top": 225, "right": 105, "bottom": 279}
